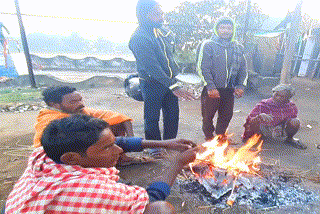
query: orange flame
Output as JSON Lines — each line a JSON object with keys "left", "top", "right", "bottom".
{"left": 190, "top": 134, "right": 263, "bottom": 177}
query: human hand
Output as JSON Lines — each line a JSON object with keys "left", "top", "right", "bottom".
{"left": 172, "top": 88, "right": 195, "bottom": 101}
{"left": 234, "top": 88, "right": 244, "bottom": 98}
{"left": 174, "top": 147, "right": 199, "bottom": 166}
{"left": 208, "top": 89, "right": 220, "bottom": 98}
{"left": 164, "top": 139, "right": 196, "bottom": 152}
{"left": 258, "top": 113, "right": 273, "bottom": 123}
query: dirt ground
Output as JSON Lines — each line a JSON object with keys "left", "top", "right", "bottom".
{"left": 1, "top": 77, "right": 320, "bottom": 213}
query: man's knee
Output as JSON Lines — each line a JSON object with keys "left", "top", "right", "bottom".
{"left": 144, "top": 201, "right": 176, "bottom": 214}
{"left": 248, "top": 121, "right": 262, "bottom": 135}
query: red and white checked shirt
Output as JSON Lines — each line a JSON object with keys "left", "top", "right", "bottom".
{"left": 6, "top": 148, "right": 149, "bottom": 214}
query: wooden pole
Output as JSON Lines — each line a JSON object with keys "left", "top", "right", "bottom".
{"left": 280, "top": 1, "right": 302, "bottom": 84}
{"left": 243, "top": 0, "right": 251, "bottom": 44}
{"left": 14, "top": 0, "right": 36, "bottom": 88}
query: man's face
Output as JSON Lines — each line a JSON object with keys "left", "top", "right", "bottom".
{"left": 272, "top": 90, "right": 291, "bottom": 104}
{"left": 148, "top": 4, "right": 164, "bottom": 27}
{"left": 59, "top": 91, "right": 85, "bottom": 114}
{"left": 78, "top": 128, "right": 123, "bottom": 168}
{"left": 217, "top": 23, "right": 234, "bottom": 40}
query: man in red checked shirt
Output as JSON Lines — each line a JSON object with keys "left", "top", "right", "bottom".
{"left": 5, "top": 115, "right": 198, "bottom": 213}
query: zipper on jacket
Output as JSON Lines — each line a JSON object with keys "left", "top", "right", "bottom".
{"left": 154, "top": 28, "right": 174, "bottom": 78}
{"left": 225, "top": 49, "right": 230, "bottom": 87}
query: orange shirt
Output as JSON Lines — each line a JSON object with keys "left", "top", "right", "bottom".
{"left": 33, "top": 107, "right": 132, "bottom": 148}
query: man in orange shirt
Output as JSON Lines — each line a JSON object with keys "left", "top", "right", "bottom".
{"left": 33, "top": 86, "right": 133, "bottom": 148}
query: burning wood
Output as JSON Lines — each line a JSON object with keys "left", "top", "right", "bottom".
{"left": 190, "top": 134, "right": 263, "bottom": 177}
{"left": 186, "top": 134, "right": 264, "bottom": 207}
{"left": 179, "top": 134, "right": 319, "bottom": 210}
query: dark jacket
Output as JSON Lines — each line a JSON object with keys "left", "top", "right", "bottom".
{"left": 129, "top": 26, "right": 180, "bottom": 89}
{"left": 196, "top": 17, "right": 248, "bottom": 90}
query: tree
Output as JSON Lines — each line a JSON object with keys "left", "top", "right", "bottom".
{"left": 165, "top": 0, "right": 268, "bottom": 63}
{"left": 226, "top": 0, "right": 268, "bottom": 38}
{"left": 165, "top": 0, "right": 225, "bottom": 52}
{"left": 302, "top": 13, "right": 320, "bottom": 34}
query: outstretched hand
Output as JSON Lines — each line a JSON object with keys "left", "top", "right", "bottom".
{"left": 164, "top": 139, "right": 196, "bottom": 152}
{"left": 234, "top": 88, "right": 244, "bottom": 98}
{"left": 172, "top": 88, "right": 195, "bottom": 101}
{"left": 207, "top": 89, "right": 220, "bottom": 99}
{"left": 175, "top": 147, "right": 200, "bottom": 166}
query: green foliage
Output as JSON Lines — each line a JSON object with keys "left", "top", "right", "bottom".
{"left": 165, "top": 0, "right": 268, "bottom": 63}
{"left": 174, "top": 48, "right": 196, "bottom": 64}
{"left": 166, "top": 0, "right": 225, "bottom": 50}
{"left": 0, "top": 88, "right": 42, "bottom": 104}
{"left": 302, "top": 13, "right": 320, "bottom": 33}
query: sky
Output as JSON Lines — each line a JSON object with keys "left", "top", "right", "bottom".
{"left": 0, "top": 0, "right": 318, "bottom": 43}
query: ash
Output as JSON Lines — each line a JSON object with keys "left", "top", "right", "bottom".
{"left": 179, "top": 167, "right": 319, "bottom": 211}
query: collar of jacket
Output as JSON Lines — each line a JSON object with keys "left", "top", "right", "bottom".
{"left": 153, "top": 28, "right": 172, "bottom": 38}
{"left": 211, "top": 35, "right": 237, "bottom": 48}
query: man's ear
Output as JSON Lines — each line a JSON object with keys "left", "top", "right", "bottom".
{"left": 60, "top": 152, "right": 82, "bottom": 165}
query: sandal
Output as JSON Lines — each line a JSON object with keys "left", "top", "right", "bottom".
{"left": 148, "top": 149, "right": 165, "bottom": 159}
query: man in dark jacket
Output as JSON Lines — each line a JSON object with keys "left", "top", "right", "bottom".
{"left": 197, "top": 17, "right": 248, "bottom": 141}
{"left": 129, "top": 0, "right": 194, "bottom": 157}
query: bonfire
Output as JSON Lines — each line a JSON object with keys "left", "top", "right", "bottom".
{"left": 190, "top": 134, "right": 262, "bottom": 177}
{"left": 180, "top": 134, "right": 318, "bottom": 210}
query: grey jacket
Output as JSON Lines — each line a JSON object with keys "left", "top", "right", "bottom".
{"left": 196, "top": 38, "right": 248, "bottom": 90}
{"left": 129, "top": 27, "right": 180, "bottom": 89}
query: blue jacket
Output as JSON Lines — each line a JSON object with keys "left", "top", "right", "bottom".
{"left": 129, "top": 25, "right": 180, "bottom": 89}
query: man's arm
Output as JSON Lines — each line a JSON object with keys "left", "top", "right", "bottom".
{"left": 197, "top": 42, "right": 220, "bottom": 98}
{"left": 115, "top": 137, "right": 195, "bottom": 153}
{"left": 247, "top": 103, "right": 274, "bottom": 124}
{"left": 234, "top": 51, "right": 248, "bottom": 98}
{"left": 84, "top": 108, "right": 132, "bottom": 126}
{"left": 146, "top": 147, "right": 199, "bottom": 202}
{"left": 247, "top": 104, "right": 262, "bottom": 124}
{"left": 197, "top": 42, "right": 217, "bottom": 91}
{"left": 236, "top": 52, "right": 248, "bottom": 90}
{"left": 129, "top": 36, "right": 177, "bottom": 89}
{"left": 291, "top": 103, "right": 298, "bottom": 119}
{"left": 130, "top": 36, "right": 195, "bottom": 100}
{"left": 115, "top": 137, "right": 198, "bottom": 203}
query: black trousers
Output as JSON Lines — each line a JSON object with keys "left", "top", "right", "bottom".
{"left": 140, "top": 79, "right": 179, "bottom": 140}
{"left": 201, "top": 87, "right": 235, "bottom": 140}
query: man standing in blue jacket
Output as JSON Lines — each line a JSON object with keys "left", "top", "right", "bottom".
{"left": 197, "top": 17, "right": 248, "bottom": 141}
{"left": 129, "top": 0, "right": 194, "bottom": 157}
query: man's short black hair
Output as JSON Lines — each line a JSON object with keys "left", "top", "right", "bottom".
{"left": 42, "top": 86, "right": 77, "bottom": 106}
{"left": 41, "top": 114, "right": 110, "bottom": 163}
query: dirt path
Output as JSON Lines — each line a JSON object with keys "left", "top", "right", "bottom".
{"left": 1, "top": 77, "right": 320, "bottom": 213}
